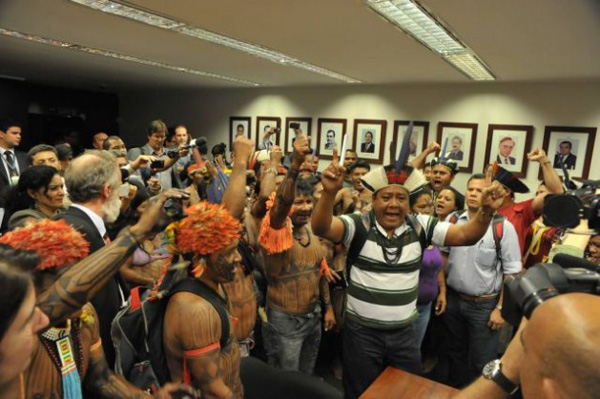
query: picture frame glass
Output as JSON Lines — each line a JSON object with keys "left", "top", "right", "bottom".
{"left": 394, "top": 124, "right": 426, "bottom": 161}
{"left": 319, "top": 122, "right": 344, "bottom": 155}
{"left": 356, "top": 123, "right": 383, "bottom": 160}
{"left": 439, "top": 127, "right": 473, "bottom": 168}
{"left": 489, "top": 129, "right": 527, "bottom": 173}
{"left": 547, "top": 131, "right": 588, "bottom": 178}
{"left": 230, "top": 118, "right": 250, "bottom": 147}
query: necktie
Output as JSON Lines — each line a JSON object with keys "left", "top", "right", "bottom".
{"left": 4, "top": 151, "right": 18, "bottom": 178}
{"left": 103, "top": 233, "right": 111, "bottom": 245}
{"left": 505, "top": 157, "right": 509, "bottom": 164}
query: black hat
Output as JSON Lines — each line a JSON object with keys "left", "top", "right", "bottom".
{"left": 494, "top": 164, "right": 529, "bottom": 193}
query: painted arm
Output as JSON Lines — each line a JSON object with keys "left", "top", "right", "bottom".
{"left": 269, "top": 134, "right": 310, "bottom": 228}
{"left": 172, "top": 297, "right": 235, "bottom": 399}
{"left": 222, "top": 137, "right": 255, "bottom": 219}
{"left": 37, "top": 189, "right": 188, "bottom": 325}
{"left": 251, "top": 147, "right": 282, "bottom": 219}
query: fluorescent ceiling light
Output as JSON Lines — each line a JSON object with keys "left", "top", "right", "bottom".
{"left": 0, "top": 28, "right": 261, "bottom": 86}
{"left": 69, "top": 0, "right": 361, "bottom": 84}
{"left": 365, "top": 0, "right": 495, "bottom": 81}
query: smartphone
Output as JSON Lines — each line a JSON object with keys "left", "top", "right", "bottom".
{"left": 150, "top": 159, "right": 165, "bottom": 168}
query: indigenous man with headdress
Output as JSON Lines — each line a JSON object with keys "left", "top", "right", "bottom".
{"left": 312, "top": 153, "right": 509, "bottom": 399}
{"left": 162, "top": 201, "right": 244, "bottom": 399}
{"left": 0, "top": 219, "right": 195, "bottom": 399}
{"left": 411, "top": 141, "right": 464, "bottom": 206}
{"left": 257, "top": 132, "right": 335, "bottom": 374}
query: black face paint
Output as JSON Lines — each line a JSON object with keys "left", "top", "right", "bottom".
{"left": 213, "top": 254, "right": 236, "bottom": 282}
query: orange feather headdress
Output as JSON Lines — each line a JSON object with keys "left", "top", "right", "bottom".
{"left": 0, "top": 219, "right": 90, "bottom": 270}
{"left": 166, "top": 201, "right": 241, "bottom": 256}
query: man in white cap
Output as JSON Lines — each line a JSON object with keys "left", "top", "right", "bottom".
{"left": 312, "top": 156, "right": 509, "bottom": 399}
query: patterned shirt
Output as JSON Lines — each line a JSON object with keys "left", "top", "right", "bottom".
{"left": 340, "top": 213, "right": 450, "bottom": 330}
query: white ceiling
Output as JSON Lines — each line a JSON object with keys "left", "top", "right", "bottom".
{"left": 0, "top": 0, "right": 599, "bottom": 93}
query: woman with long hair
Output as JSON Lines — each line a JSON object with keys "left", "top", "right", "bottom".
{"left": 3, "top": 165, "right": 65, "bottom": 230}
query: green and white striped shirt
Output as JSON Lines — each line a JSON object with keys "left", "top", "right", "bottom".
{"left": 340, "top": 213, "right": 450, "bottom": 330}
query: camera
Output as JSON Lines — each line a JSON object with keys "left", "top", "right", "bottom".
{"left": 502, "top": 254, "right": 600, "bottom": 325}
{"left": 543, "top": 180, "right": 600, "bottom": 229}
{"left": 165, "top": 137, "right": 209, "bottom": 157}
{"left": 289, "top": 122, "right": 301, "bottom": 130}
{"left": 162, "top": 197, "right": 187, "bottom": 221}
{"left": 150, "top": 159, "right": 165, "bottom": 169}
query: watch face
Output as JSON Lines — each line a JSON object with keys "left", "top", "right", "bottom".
{"left": 483, "top": 359, "right": 501, "bottom": 378}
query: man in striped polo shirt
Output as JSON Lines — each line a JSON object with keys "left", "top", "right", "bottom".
{"left": 313, "top": 159, "right": 508, "bottom": 399}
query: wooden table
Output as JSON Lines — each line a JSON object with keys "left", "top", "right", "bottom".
{"left": 361, "top": 367, "right": 458, "bottom": 399}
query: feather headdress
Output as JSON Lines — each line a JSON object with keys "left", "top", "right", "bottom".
{"left": 0, "top": 219, "right": 89, "bottom": 270}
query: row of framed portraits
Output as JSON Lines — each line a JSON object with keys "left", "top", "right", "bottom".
{"left": 230, "top": 116, "right": 597, "bottom": 179}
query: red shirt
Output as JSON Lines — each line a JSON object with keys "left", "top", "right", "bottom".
{"left": 497, "top": 198, "right": 536, "bottom": 256}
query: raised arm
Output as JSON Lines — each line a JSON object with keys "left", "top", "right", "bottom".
{"left": 311, "top": 151, "right": 346, "bottom": 243}
{"left": 37, "top": 189, "right": 188, "bottom": 325}
{"left": 269, "top": 133, "right": 310, "bottom": 228}
{"left": 444, "top": 170, "right": 508, "bottom": 247}
{"left": 528, "top": 148, "right": 564, "bottom": 216}
{"left": 222, "top": 137, "right": 255, "bottom": 220}
{"left": 251, "top": 146, "right": 282, "bottom": 219}
{"left": 410, "top": 141, "right": 440, "bottom": 170}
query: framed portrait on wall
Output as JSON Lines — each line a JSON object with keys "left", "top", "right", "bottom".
{"left": 436, "top": 122, "right": 478, "bottom": 173}
{"left": 229, "top": 116, "right": 251, "bottom": 149}
{"left": 316, "top": 118, "right": 347, "bottom": 160}
{"left": 484, "top": 124, "right": 534, "bottom": 178}
{"left": 354, "top": 119, "right": 387, "bottom": 164}
{"left": 540, "top": 125, "right": 597, "bottom": 179}
{"left": 255, "top": 116, "right": 282, "bottom": 150}
{"left": 284, "top": 117, "right": 312, "bottom": 153}
{"left": 391, "top": 120, "right": 430, "bottom": 162}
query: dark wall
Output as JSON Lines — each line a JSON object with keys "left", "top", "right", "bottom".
{"left": 0, "top": 79, "right": 119, "bottom": 154}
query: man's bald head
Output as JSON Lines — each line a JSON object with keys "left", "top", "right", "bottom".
{"left": 521, "top": 293, "right": 600, "bottom": 399}
{"left": 66, "top": 150, "right": 120, "bottom": 204}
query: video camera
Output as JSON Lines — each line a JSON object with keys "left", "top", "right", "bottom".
{"left": 502, "top": 254, "right": 600, "bottom": 325}
{"left": 543, "top": 179, "right": 600, "bottom": 230}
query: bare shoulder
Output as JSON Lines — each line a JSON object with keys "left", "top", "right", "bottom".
{"left": 164, "top": 291, "right": 223, "bottom": 350}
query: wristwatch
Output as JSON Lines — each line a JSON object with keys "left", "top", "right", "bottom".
{"left": 482, "top": 359, "right": 519, "bottom": 395}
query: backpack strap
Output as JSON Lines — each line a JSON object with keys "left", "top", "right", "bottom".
{"left": 345, "top": 212, "right": 371, "bottom": 276}
{"left": 491, "top": 214, "right": 505, "bottom": 266}
{"left": 447, "top": 210, "right": 466, "bottom": 225}
{"left": 169, "top": 278, "right": 230, "bottom": 350}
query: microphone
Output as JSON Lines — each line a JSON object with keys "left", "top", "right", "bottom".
{"left": 553, "top": 253, "right": 599, "bottom": 273}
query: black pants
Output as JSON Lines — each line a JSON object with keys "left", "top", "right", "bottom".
{"left": 342, "top": 319, "right": 421, "bottom": 399}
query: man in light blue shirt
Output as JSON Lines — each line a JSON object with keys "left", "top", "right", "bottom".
{"left": 441, "top": 173, "right": 522, "bottom": 388}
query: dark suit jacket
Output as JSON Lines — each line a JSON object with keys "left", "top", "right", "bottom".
{"left": 448, "top": 150, "right": 464, "bottom": 161}
{"left": 496, "top": 154, "right": 516, "bottom": 165}
{"left": 56, "top": 206, "right": 130, "bottom": 369}
{"left": 361, "top": 142, "right": 375, "bottom": 153}
{"left": 553, "top": 153, "right": 577, "bottom": 170}
{"left": 0, "top": 149, "right": 29, "bottom": 191}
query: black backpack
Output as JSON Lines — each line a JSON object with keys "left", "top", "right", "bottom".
{"left": 111, "top": 273, "right": 230, "bottom": 393}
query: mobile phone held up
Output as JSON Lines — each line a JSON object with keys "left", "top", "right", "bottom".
{"left": 150, "top": 159, "right": 165, "bottom": 169}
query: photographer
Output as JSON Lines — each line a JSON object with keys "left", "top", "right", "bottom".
{"left": 453, "top": 293, "right": 600, "bottom": 399}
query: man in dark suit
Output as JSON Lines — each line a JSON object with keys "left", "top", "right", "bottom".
{"left": 448, "top": 135, "right": 464, "bottom": 161}
{"left": 497, "top": 137, "right": 516, "bottom": 165}
{"left": 0, "top": 119, "right": 29, "bottom": 192}
{"left": 57, "top": 150, "right": 129, "bottom": 369}
{"left": 361, "top": 131, "right": 375, "bottom": 153}
{"left": 553, "top": 140, "right": 577, "bottom": 170}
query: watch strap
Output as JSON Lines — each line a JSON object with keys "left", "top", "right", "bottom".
{"left": 492, "top": 369, "right": 519, "bottom": 395}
